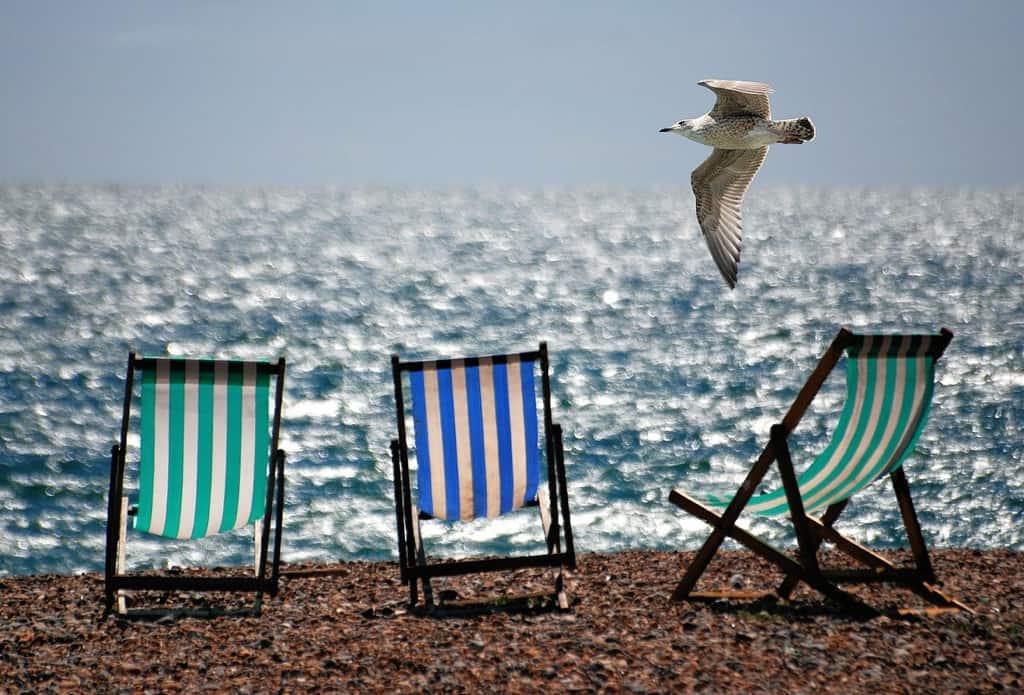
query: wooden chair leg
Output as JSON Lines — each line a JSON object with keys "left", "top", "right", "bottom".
{"left": 536, "top": 487, "right": 571, "bottom": 609}
{"left": 538, "top": 486, "right": 557, "bottom": 553}
{"left": 116, "top": 496, "right": 129, "bottom": 615}
{"left": 669, "top": 440, "right": 781, "bottom": 600}
{"left": 410, "top": 509, "right": 432, "bottom": 607}
{"left": 777, "top": 500, "right": 848, "bottom": 598}
{"left": 772, "top": 426, "right": 821, "bottom": 577}
{"left": 889, "top": 467, "right": 936, "bottom": 583}
{"left": 552, "top": 424, "right": 576, "bottom": 568}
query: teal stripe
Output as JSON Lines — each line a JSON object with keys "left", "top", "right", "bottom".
{"left": 250, "top": 371, "right": 270, "bottom": 524}
{"left": 136, "top": 367, "right": 156, "bottom": 531}
{"left": 163, "top": 363, "right": 186, "bottom": 538}
{"left": 221, "top": 363, "right": 243, "bottom": 532}
{"left": 811, "top": 354, "right": 899, "bottom": 510}
{"left": 192, "top": 362, "right": 215, "bottom": 538}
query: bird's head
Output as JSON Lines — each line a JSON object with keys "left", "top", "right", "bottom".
{"left": 659, "top": 119, "right": 692, "bottom": 135}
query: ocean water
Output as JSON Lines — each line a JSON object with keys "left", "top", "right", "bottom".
{"left": 0, "top": 185, "right": 1021, "bottom": 578}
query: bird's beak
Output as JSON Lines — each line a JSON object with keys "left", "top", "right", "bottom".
{"left": 659, "top": 126, "right": 673, "bottom": 133}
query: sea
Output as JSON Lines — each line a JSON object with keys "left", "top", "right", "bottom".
{"left": 0, "top": 185, "right": 1021, "bottom": 578}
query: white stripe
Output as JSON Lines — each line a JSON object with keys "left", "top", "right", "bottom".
{"left": 150, "top": 360, "right": 170, "bottom": 536}
{"left": 234, "top": 362, "right": 258, "bottom": 528}
{"left": 176, "top": 360, "right": 200, "bottom": 539}
{"left": 207, "top": 361, "right": 229, "bottom": 533}
{"left": 449, "top": 362, "right": 475, "bottom": 520}
{"left": 422, "top": 363, "right": 447, "bottom": 517}
{"left": 478, "top": 358, "right": 502, "bottom": 517}
{"left": 506, "top": 357, "right": 528, "bottom": 509}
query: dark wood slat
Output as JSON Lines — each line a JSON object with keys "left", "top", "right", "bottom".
{"left": 668, "top": 490, "right": 804, "bottom": 579}
{"left": 772, "top": 426, "right": 822, "bottom": 577}
{"left": 779, "top": 327, "right": 854, "bottom": 433}
{"left": 806, "top": 518, "right": 895, "bottom": 570}
{"left": 396, "top": 349, "right": 543, "bottom": 373}
{"left": 889, "top": 466, "right": 936, "bottom": 582}
{"left": 777, "top": 500, "right": 848, "bottom": 597}
{"left": 133, "top": 356, "right": 283, "bottom": 374}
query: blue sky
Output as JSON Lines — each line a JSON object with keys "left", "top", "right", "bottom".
{"left": 2, "top": 1, "right": 1021, "bottom": 186}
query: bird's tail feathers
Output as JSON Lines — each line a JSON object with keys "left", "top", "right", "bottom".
{"left": 774, "top": 117, "right": 815, "bottom": 143}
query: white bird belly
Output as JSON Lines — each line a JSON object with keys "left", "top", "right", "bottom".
{"left": 686, "top": 117, "right": 777, "bottom": 149}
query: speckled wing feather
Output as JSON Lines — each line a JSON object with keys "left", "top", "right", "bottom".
{"left": 699, "top": 79, "right": 773, "bottom": 119}
{"left": 690, "top": 146, "right": 769, "bottom": 288}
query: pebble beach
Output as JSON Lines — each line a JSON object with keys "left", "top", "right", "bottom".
{"left": 3, "top": 548, "right": 1022, "bottom": 693}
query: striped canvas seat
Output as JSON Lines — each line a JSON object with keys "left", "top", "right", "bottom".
{"left": 136, "top": 359, "right": 273, "bottom": 539}
{"left": 668, "top": 328, "right": 970, "bottom": 614}
{"left": 408, "top": 355, "right": 541, "bottom": 521}
{"left": 104, "top": 354, "right": 286, "bottom": 616}
{"left": 702, "top": 334, "right": 939, "bottom": 516}
{"left": 391, "top": 343, "right": 576, "bottom": 608}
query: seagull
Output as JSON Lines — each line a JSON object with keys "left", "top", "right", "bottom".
{"left": 660, "top": 79, "right": 815, "bottom": 289}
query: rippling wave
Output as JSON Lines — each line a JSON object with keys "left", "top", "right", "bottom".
{"left": 1, "top": 185, "right": 1021, "bottom": 577}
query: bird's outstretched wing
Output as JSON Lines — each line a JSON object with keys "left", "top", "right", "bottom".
{"left": 699, "top": 79, "right": 773, "bottom": 119}
{"left": 690, "top": 146, "right": 769, "bottom": 288}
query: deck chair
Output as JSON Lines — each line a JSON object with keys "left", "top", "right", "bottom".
{"left": 390, "top": 342, "right": 576, "bottom": 610}
{"left": 104, "top": 353, "right": 286, "bottom": 616}
{"left": 669, "top": 327, "right": 971, "bottom": 616}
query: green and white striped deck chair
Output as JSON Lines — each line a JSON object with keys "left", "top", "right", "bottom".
{"left": 669, "top": 327, "right": 970, "bottom": 615}
{"left": 104, "top": 354, "right": 286, "bottom": 616}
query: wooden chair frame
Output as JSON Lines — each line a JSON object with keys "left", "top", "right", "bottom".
{"left": 669, "top": 327, "right": 971, "bottom": 616}
{"left": 103, "top": 353, "right": 287, "bottom": 616}
{"left": 390, "top": 342, "right": 576, "bottom": 609}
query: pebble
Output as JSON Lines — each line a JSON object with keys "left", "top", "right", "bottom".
{"left": 1, "top": 549, "right": 1022, "bottom": 692}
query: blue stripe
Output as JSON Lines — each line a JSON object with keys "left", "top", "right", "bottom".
{"left": 435, "top": 367, "right": 461, "bottom": 520}
{"left": 465, "top": 365, "right": 489, "bottom": 518}
{"left": 520, "top": 360, "right": 540, "bottom": 505}
{"left": 409, "top": 370, "right": 433, "bottom": 517}
{"left": 492, "top": 362, "right": 515, "bottom": 514}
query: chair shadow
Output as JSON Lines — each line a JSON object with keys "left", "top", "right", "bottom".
{"left": 108, "top": 591, "right": 262, "bottom": 622}
{"left": 115, "top": 608, "right": 259, "bottom": 623}
{"left": 412, "top": 589, "right": 574, "bottom": 620}
{"left": 692, "top": 594, "right": 877, "bottom": 622}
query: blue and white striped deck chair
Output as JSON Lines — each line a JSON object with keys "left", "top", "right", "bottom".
{"left": 104, "top": 353, "right": 287, "bottom": 615}
{"left": 669, "top": 327, "right": 970, "bottom": 615}
{"left": 390, "top": 343, "right": 576, "bottom": 608}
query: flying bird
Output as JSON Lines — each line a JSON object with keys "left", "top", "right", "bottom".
{"left": 660, "top": 79, "right": 814, "bottom": 288}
